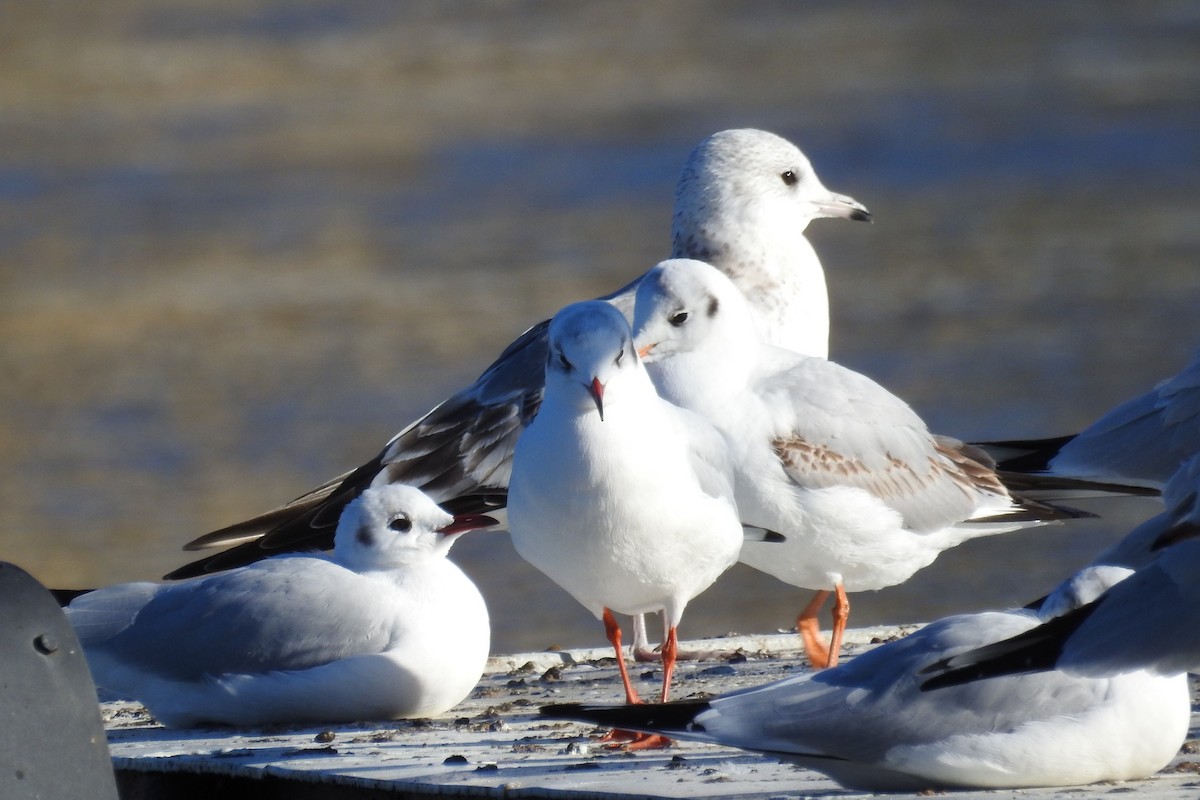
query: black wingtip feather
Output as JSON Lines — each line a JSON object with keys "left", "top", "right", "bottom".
{"left": 975, "top": 435, "right": 1078, "bottom": 473}
{"left": 919, "top": 595, "right": 1106, "bottom": 691}
{"left": 50, "top": 587, "right": 92, "bottom": 607}
{"left": 540, "top": 699, "right": 711, "bottom": 734}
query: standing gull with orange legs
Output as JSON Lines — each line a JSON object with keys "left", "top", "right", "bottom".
{"left": 632, "top": 259, "right": 1087, "bottom": 668}
{"left": 507, "top": 300, "right": 749, "bottom": 747}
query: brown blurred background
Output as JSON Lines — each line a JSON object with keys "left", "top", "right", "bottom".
{"left": 2, "top": 2, "right": 1198, "bottom": 651}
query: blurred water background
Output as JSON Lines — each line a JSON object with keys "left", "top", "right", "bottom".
{"left": 2, "top": 2, "right": 1198, "bottom": 653}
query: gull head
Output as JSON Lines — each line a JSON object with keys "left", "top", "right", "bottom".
{"left": 1038, "top": 564, "right": 1135, "bottom": 622}
{"left": 545, "top": 300, "right": 642, "bottom": 421}
{"left": 333, "top": 484, "right": 497, "bottom": 570}
{"left": 672, "top": 128, "right": 870, "bottom": 256}
{"left": 633, "top": 259, "right": 758, "bottom": 366}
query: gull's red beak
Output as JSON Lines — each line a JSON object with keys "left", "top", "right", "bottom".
{"left": 440, "top": 513, "right": 500, "bottom": 536}
{"left": 589, "top": 377, "right": 605, "bottom": 421}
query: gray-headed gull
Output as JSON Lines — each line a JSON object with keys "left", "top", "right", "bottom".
{"left": 631, "top": 259, "right": 1085, "bottom": 668}
{"left": 541, "top": 563, "right": 1189, "bottom": 791}
{"left": 982, "top": 349, "right": 1200, "bottom": 492}
{"left": 923, "top": 452, "right": 1200, "bottom": 686}
{"left": 506, "top": 300, "right": 746, "bottom": 744}
{"left": 67, "top": 485, "right": 497, "bottom": 727}
{"left": 170, "top": 128, "right": 869, "bottom": 579}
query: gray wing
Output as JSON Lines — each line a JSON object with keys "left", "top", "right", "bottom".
{"left": 1052, "top": 350, "right": 1200, "bottom": 485}
{"left": 72, "top": 557, "right": 398, "bottom": 681}
{"left": 986, "top": 351, "right": 1200, "bottom": 489}
{"left": 703, "top": 611, "right": 1108, "bottom": 763}
{"left": 1058, "top": 537, "right": 1200, "bottom": 676}
{"left": 1085, "top": 454, "right": 1200, "bottom": 572}
{"left": 925, "top": 512, "right": 1200, "bottom": 685}
{"left": 761, "top": 354, "right": 1013, "bottom": 531}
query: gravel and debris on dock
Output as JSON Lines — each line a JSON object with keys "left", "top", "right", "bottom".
{"left": 105, "top": 626, "right": 1200, "bottom": 799}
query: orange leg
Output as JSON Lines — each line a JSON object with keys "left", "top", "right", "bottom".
{"left": 621, "top": 625, "right": 675, "bottom": 751}
{"left": 603, "top": 607, "right": 641, "bottom": 705}
{"left": 597, "top": 609, "right": 672, "bottom": 751}
{"left": 631, "top": 613, "right": 718, "bottom": 663}
{"left": 797, "top": 589, "right": 832, "bottom": 668}
{"left": 659, "top": 626, "right": 678, "bottom": 703}
{"left": 825, "top": 584, "right": 850, "bottom": 668}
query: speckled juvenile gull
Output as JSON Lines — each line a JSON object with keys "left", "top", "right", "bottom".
{"left": 542, "top": 563, "right": 1190, "bottom": 792}
{"left": 170, "top": 128, "right": 870, "bottom": 579}
{"left": 631, "top": 259, "right": 1083, "bottom": 668}
{"left": 68, "top": 485, "right": 496, "bottom": 727}
{"left": 506, "top": 301, "right": 747, "bottom": 726}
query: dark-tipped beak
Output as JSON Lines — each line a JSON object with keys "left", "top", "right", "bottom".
{"left": 589, "top": 377, "right": 606, "bottom": 421}
{"left": 817, "top": 192, "right": 872, "bottom": 223}
{"left": 440, "top": 513, "right": 501, "bottom": 536}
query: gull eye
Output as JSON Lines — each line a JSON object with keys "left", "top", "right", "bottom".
{"left": 615, "top": 347, "right": 625, "bottom": 366}
{"left": 668, "top": 310, "right": 690, "bottom": 327}
{"left": 781, "top": 169, "right": 798, "bottom": 186}
{"left": 558, "top": 352, "right": 573, "bottom": 372}
{"left": 388, "top": 515, "right": 412, "bottom": 533}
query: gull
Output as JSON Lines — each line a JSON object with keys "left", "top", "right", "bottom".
{"left": 541, "top": 563, "right": 1190, "bottom": 792}
{"left": 66, "top": 485, "right": 497, "bottom": 727}
{"left": 506, "top": 300, "right": 746, "bottom": 733}
{"left": 631, "top": 258, "right": 1083, "bottom": 668}
{"left": 922, "top": 452, "right": 1200, "bottom": 686}
{"left": 169, "top": 128, "right": 869, "bottom": 580}
{"left": 981, "top": 349, "right": 1200, "bottom": 492}
{"left": 1063, "top": 450, "right": 1200, "bottom": 576}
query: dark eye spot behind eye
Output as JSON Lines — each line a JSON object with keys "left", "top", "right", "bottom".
{"left": 356, "top": 525, "right": 374, "bottom": 547}
{"left": 781, "top": 170, "right": 798, "bottom": 186}
{"left": 707, "top": 296, "right": 720, "bottom": 317}
{"left": 388, "top": 516, "right": 412, "bottom": 533}
{"left": 668, "top": 310, "right": 689, "bottom": 327}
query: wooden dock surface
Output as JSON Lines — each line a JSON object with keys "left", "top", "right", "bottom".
{"left": 105, "top": 626, "right": 1200, "bottom": 799}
